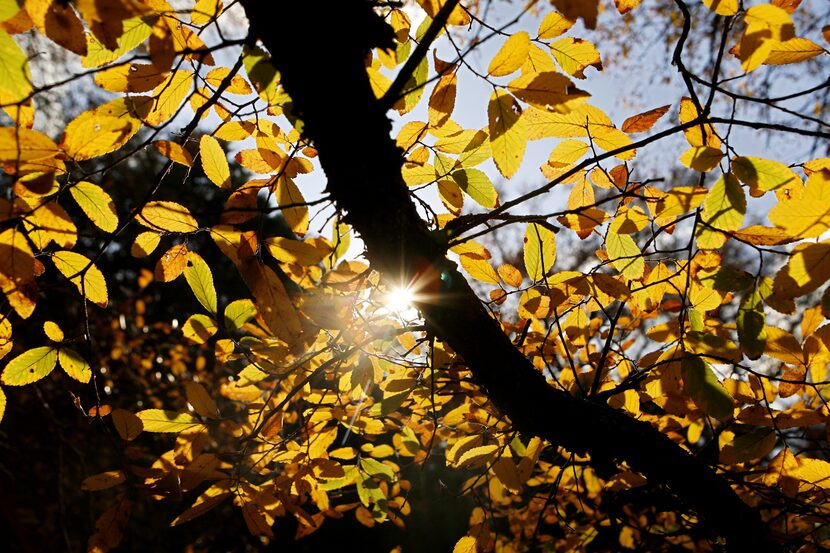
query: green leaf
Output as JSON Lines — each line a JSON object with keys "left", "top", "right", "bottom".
{"left": 59, "top": 348, "right": 91, "bottom": 383}
{"left": 359, "top": 458, "right": 396, "bottom": 482}
{"left": 681, "top": 354, "right": 734, "bottom": 421}
{"left": 184, "top": 253, "right": 217, "bottom": 314}
{"left": 135, "top": 409, "right": 205, "bottom": 433}
{"left": 737, "top": 290, "right": 766, "bottom": 360}
{"left": 1, "top": 346, "right": 57, "bottom": 386}
{"left": 703, "top": 173, "right": 745, "bottom": 232}
{"left": 452, "top": 168, "right": 498, "bottom": 208}
{"left": 223, "top": 299, "right": 257, "bottom": 331}
{"left": 606, "top": 231, "right": 644, "bottom": 280}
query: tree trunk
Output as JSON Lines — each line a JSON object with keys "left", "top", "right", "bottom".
{"left": 238, "top": 2, "right": 777, "bottom": 550}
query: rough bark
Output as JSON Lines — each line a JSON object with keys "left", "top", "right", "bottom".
{"left": 239, "top": 2, "right": 777, "bottom": 550}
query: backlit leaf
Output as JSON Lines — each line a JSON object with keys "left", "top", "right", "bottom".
{"left": 681, "top": 354, "right": 734, "bottom": 421}
{"left": 59, "top": 348, "right": 91, "bottom": 383}
{"left": 52, "top": 251, "right": 108, "bottom": 307}
{"left": 185, "top": 381, "right": 219, "bottom": 419}
{"left": 182, "top": 314, "right": 219, "bottom": 344}
{"left": 550, "top": 37, "right": 602, "bottom": 79}
{"left": 773, "top": 241, "right": 830, "bottom": 299}
{"left": 200, "top": 135, "right": 231, "bottom": 189}
{"left": 488, "top": 32, "right": 530, "bottom": 77}
{"left": 621, "top": 104, "right": 670, "bottom": 133}
{"left": 139, "top": 201, "right": 199, "bottom": 233}
{"left": 524, "top": 223, "right": 556, "bottom": 281}
{"left": 488, "top": 90, "right": 526, "bottom": 179}
{"left": 70, "top": 181, "right": 118, "bottom": 233}
{"left": 223, "top": 299, "right": 257, "bottom": 330}
{"left": 153, "top": 140, "right": 194, "bottom": 167}
{"left": 136, "top": 409, "right": 205, "bottom": 433}
{"left": 184, "top": 252, "right": 217, "bottom": 314}
{"left": 1, "top": 346, "right": 57, "bottom": 385}
{"left": 82, "top": 471, "right": 126, "bottom": 491}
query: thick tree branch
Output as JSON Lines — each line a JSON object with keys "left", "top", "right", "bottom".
{"left": 239, "top": 2, "right": 778, "bottom": 550}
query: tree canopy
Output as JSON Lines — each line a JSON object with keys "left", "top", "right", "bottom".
{"left": 1, "top": 0, "right": 830, "bottom": 551}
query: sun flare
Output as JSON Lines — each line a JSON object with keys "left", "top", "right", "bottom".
{"left": 385, "top": 286, "right": 416, "bottom": 315}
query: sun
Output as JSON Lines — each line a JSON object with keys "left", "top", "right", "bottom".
{"left": 383, "top": 286, "right": 420, "bottom": 320}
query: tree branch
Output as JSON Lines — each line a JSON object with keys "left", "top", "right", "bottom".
{"left": 239, "top": 1, "right": 778, "bottom": 550}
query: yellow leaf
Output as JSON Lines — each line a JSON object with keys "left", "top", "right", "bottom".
{"left": 139, "top": 201, "right": 199, "bottom": 233}
{"left": 453, "top": 536, "right": 478, "bottom": 553}
{"left": 184, "top": 381, "right": 219, "bottom": 419}
{"left": 0, "top": 227, "right": 36, "bottom": 318}
{"left": 550, "top": 37, "right": 602, "bottom": 79}
{"left": 455, "top": 444, "right": 499, "bottom": 468}
{"left": 498, "top": 263, "right": 523, "bottom": 288}
{"left": 773, "top": 241, "right": 830, "bottom": 299}
{"left": 52, "top": 251, "right": 108, "bottom": 307}
{"left": 0, "top": 28, "right": 31, "bottom": 104}
{"left": 171, "top": 481, "right": 233, "bottom": 526}
{"left": 0, "top": 386, "right": 5, "bottom": 424}
{"left": 740, "top": 22, "right": 774, "bottom": 72}
{"left": 22, "top": 199, "right": 77, "bottom": 250}
{"left": 765, "top": 37, "right": 826, "bottom": 65}
{"left": 732, "top": 225, "right": 796, "bottom": 246}
{"left": 184, "top": 252, "right": 217, "bottom": 313}
{"left": 145, "top": 70, "right": 194, "bottom": 126}
{"left": 136, "top": 409, "right": 205, "bottom": 433}
{"left": 679, "top": 146, "right": 723, "bottom": 172}
{"left": 768, "top": 192, "right": 830, "bottom": 240}
{"left": 679, "top": 97, "right": 720, "bottom": 148}
{"left": 131, "top": 231, "right": 160, "bottom": 258}
{"left": 614, "top": 0, "right": 641, "bottom": 15}
{"left": 182, "top": 314, "right": 218, "bottom": 344}
{"left": 153, "top": 140, "right": 193, "bottom": 167}
{"left": 488, "top": 90, "right": 526, "bottom": 178}
{"left": 59, "top": 348, "right": 91, "bottom": 383}
{"left": 275, "top": 176, "right": 309, "bottom": 236}
{"left": 0, "top": 0, "right": 20, "bottom": 22}
{"left": 1, "top": 346, "right": 57, "bottom": 385}
{"left": 732, "top": 156, "right": 801, "bottom": 194}
{"left": 507, "top": 71, "right": 589, "bottom": 112}
{"left": 265, "top": 236, "right": 328, "bottom": 265}
{"left": 44, "top": 320, "right": 64, "bottom": 341}
{"left": 550, "top": 0, "right": 598, "bottom": 30}
{"left": 413, "top": 0, "right": 470, "bottom": 26}
{"left": 94, "top": 63, "right": 167, "bottom": 93}
{"left": 200, "top": 135, "right": 231, "bottom": 188}
{"left": 205, "top": 66, "right": 251, "bottom": 95}
{"left": 191, "top": 0, "right": 223, "bottom": 26}
{"left": 0, "top": 127, "right": 64, "bottom": 175}
{"left": 459, "top": 254, "right": 500, "bottom": 284}
{"left": 70, "top": 181, "right": 118, "bottom": 233}
{"left": 488, "top": 31, "right": 530, "bottom": 76}
{"left": 82, "top": 16, "right": 153, "bottom": 68}
{"left": 0, "top": 317, "right": 11, "bottom": 362}
{"left": 702, "top": 0, "right": 738, "bottom": 16}
{"left": 538, "top": 10, "right": 573, "bottom": 39}
{"left": 240, "top": 260, "right": 301, "bottom": 343}
{"left": 111, "top": 408, "right": 143, "bottom": 440}
{"left": 547, "top": 140, "right": 590, "bottom": 167}
{"left": 607, "top": 232, "right": 644, "bottom": 280}
{"left": 82, "top": 470, "right": 126, "bottom": 491}
{"left": 428, "top": 69, "right": 457, "bottom": 127}
{"left": 524, "top": 223, "right": 556, "bottom": 281}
